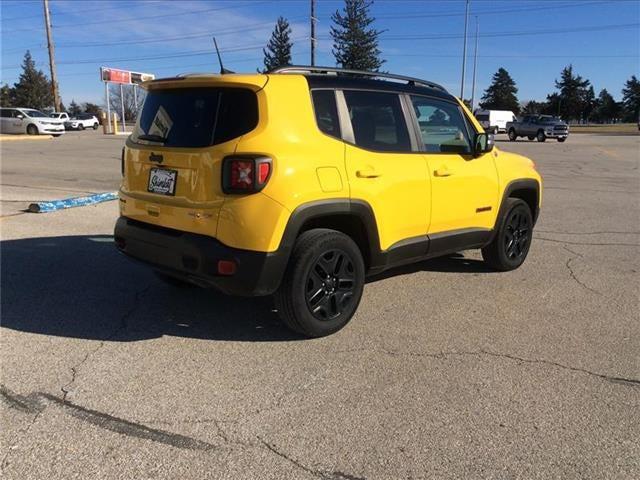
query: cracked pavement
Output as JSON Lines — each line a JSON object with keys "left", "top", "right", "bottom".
{"left": 1, "top": 133, "right": 639, "bottom": 478}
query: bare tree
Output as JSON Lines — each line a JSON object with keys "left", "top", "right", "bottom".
{"left": 107, "top": 84, "right": 145, "bottom": 122}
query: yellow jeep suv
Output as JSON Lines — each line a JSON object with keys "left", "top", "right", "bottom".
{"left": 114, "top": 66, "right": 542, "bottom": 337}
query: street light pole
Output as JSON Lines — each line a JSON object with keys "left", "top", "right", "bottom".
{"left": 43, "top": 0, "right": 61, "bottom": 111}
{"left": 460, "top": 0, "right": 470, "bottom": 100}
{"left": 311, "top": 0, "right": 317, "bottom": 66}
{"left": 470, "top": 16, "right": 479, "bottom": 111}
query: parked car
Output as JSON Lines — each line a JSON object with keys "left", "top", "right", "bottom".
{"left": 50, "top": 112, "right": 70, "bottom": 122}
{"left": 65, "top": 113, "right": 99, "bottom": 130}
{"left": 506, "top": 114, "right": 569, "bottom": 142}
{"left": 0, "top": 107, "right": 65, "bottom": 136}
{"left": 114, "top": 67, "right": 542, "bottom": 337}
{"left": 473, "top": 109, "right": 516, "bottom": 134}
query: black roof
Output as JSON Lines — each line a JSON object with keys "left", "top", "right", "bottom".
{"left": 304, "top": 74, "right": 456, "bottom": 102}
{"left": 268, "top": 65, "right": 456, "bottom": 102}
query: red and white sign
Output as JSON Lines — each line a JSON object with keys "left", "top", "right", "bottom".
{"left": 100, "top": 67, "right": 154, "bottom": 84}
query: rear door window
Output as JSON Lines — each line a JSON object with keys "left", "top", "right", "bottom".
{"left": 344, "top": 90, "right": 411, "bottom": 152}
{"left": 132, "top": 87, "right": 257, "bottom": 148}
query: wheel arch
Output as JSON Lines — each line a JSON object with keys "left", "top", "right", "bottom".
{"left": 501, "top": 179, "right": 540, "bottom": 225}
{"left": 279, "top": 199, "right": 381, "bottom": 270}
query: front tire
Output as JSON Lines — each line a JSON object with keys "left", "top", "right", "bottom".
{"left": 482, "top": 198, "right": 533, "bottom": 271}
{"left": 557, "top": 137, "right": 566, "bottom": 143}
{"left": 26, "top": 124, "right": 39, "bottom": 135}
{"left": 537, "top": 130, "right": 546, "bottom": 142}
{"left": 78, "top": 124, "right": 85, "bottom": 131}
{"left": 508, "top": 129, "right": 517, "bottom": 141}
{"left": 275, "top": 229, "right": 365, "bottom": 338}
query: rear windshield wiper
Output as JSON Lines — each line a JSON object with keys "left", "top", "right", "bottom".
{"left": 137, "top": 134, "right": 166, "bottom": 143}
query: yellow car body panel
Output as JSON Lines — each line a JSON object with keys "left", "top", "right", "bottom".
{"left": 118, "top": 73, "right": 540, "bottom": 263}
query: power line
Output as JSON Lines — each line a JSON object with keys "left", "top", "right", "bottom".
{"left": 1, "top": 1, "right": 165, "bottom": 21}
{"left": 3, "top": 16, "right": 307, "bottom": 53}
{"left": 2, "top": 1, "right": 270, "bottom": 33}
{"left": 376, "top": 1, "right": 614, "bottom": 20}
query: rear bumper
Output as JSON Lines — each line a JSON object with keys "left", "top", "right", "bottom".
{"left": 114, "top": 217, "right": 288, "bottom": 296}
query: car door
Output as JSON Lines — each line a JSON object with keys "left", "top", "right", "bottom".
{"left": 339, "top": 89, "right": 430, "bottom": 251}
{"left": 408, "top": 94, "right": 499, "bottom": 234}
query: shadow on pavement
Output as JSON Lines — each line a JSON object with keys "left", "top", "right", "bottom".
{"left": 1, "top": 235, "right": 492, "bottom": 342}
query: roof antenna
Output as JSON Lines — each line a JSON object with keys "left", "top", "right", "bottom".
{"left": 213, "top": 37, "right": 234, "bottom": 74}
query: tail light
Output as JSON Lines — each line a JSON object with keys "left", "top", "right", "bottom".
{"left": 121, "top": 147, "right": 125, "bottom": 176}
{"left": 222, "top": 156, "right": 272, "bottom": 194}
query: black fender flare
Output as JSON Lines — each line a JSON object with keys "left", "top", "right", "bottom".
{"left": 489, "top": 179, "right": 541, "bottom": 243}
{"left": 277, "top": 198, "right": 382, "bottom": 265}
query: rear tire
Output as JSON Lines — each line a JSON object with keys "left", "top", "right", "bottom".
{"left": 537, "top": 130, "right": 546, "bottom": 142}
{"left": 508, "top": 129, "right": 517, "bottom": 141}
{"left": 482, "top": 198, "right": 533, "bottom": 271}
{"left": 93, "top": 123, "right": 99, "bottom": 130}
{"left": 26, "top": 124, "right": 38, "bottom": 135}
{"left": 275, "top": 229, "right": 365, "bottom": 338}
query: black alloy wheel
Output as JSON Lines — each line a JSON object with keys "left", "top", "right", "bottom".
{"left": 481, "top": 198, "right": 533, "bottom": 271}
{"left": 305, "top": 249, "right": 356, "bottom": 321}
{"left": 504, "top": 208, "right": 531, "bottom": 261}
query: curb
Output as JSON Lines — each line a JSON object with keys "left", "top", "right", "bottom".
{"left": 0, "top": 134, "right": 54, "bottom": 141}
{"left": 28, "top": 191, "right": 118, "bottom": 213}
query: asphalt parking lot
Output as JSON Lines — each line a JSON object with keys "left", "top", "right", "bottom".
{"left": 1, "top": 131, "right": 639, "bottom": 479}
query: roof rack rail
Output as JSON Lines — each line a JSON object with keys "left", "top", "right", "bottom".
{"left": 269, "top": 65, "right": 447, "bottom": 92}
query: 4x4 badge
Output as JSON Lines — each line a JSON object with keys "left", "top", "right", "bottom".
{"left": 149, "top": 153, "right": 163, "bottom": 163}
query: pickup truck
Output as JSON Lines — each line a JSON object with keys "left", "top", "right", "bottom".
{"left": 506, "top": 114, "right": 569, "bottom": 142}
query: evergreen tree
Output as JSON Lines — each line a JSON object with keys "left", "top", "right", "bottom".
{"left": 522, "top": 100, "right": 546, "bottom": 115}
{"left": 0, "top": 84, "right": 15, "bottom": 107}
{"left": 13, "top": 51, "right": 53, "bottom": 110}
{"left": 82, "top": 102, "right": 102, "bottom": 115}
{"left": 621, "top": 75, "right": 640, "bottom": 122}
{"left": 262, "top": 17, "right": 293, "bottom": 72}
{"left": 68, "top": 100, "right": 82, "bottom": 116}
{"left": 552, "top": 65, "right": 591, "bottom": 121}
{"left": 331, "top": 0, "right": 384, "bottom": 71}
{"left": 479, "top": 68, "right": 520, "bottom": 113}
{"left": 593, "top": 89, "right": 620, "bottom": 123}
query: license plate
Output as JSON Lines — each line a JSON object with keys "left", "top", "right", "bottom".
{"left": 148, "top": 168, "right": 177, "bottom": 196}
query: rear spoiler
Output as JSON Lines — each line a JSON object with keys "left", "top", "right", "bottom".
{"left": 140, "top": 74, "right": 268, "bottom": 92}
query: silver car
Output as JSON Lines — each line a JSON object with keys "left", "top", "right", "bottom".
{"left": 0, "top": 107, "right": 65, "bottom": 136}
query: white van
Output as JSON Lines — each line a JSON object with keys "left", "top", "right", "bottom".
{"left": 474, "top": 109, "right": 517, "bottom": 134}
{"left": 0, "top": 107, "right": 65, "bottom": 136}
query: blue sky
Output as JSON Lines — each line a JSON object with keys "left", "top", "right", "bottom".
{"left": 1, "top": 0, "right": 638, "bottom": 106}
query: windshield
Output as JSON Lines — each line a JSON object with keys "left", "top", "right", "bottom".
{"left": 22, "top": 109, "right": 48, "bottom": 118}
{"left": 131, "top": 87, "right": 258, "bottom": 148}
{"left": 50, "top": 113, "right": 61, "bottom": 118}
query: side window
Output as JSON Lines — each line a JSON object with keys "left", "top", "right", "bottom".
{"left": 311, "top": 90, "right": 341, "bottom": 139}
{"left": 409, "top": 96, "right": 472, "bottom": 154}
{"left": 344, "top": 90, "right": 411, "bottom": 152}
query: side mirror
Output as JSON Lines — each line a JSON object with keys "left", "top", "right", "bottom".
{"left": 474, "top": 132, "right": 494, "bottom": 157}
{"left": 16, "top": 114, "right": 24, "bottom": 119}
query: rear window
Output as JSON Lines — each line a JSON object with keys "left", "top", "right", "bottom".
{"left": 132, "top": 87, "right": 258, "bottom": 148}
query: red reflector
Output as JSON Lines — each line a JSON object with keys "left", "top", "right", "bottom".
{"left": 217, "top": 260, "right": 237, "bottom": 276}
{"left": 230, "top": 160, "right": 253, "bottom": 189}
{"left": 258, "top": 162, "right": 270, "bottom": 184}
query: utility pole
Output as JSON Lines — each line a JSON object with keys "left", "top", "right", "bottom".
{"left": 43, "top": 0, "right": 61, "bottom": 112}
{"left": 470, "top": 16, "right": 479, "bottom": 111}
{"left": 310, "top": 0, "right": 317, "bottom": 66}
{"left": 460, "top": 0, "right": 470, "bottom": 100}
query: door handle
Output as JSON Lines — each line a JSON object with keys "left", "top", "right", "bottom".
{"left": 434, "top": 167, "right": 453, "bottom": 177}
{"left": 356, "top": 167, "right": 381, "bottom": 178}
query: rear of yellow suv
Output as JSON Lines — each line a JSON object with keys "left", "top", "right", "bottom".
{"left": 115, "top": 67, "right": 541, "bottom": 337}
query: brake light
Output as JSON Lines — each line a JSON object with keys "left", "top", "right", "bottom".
{"left": 222, "top": 156, "right": 272, "bottom": 194}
